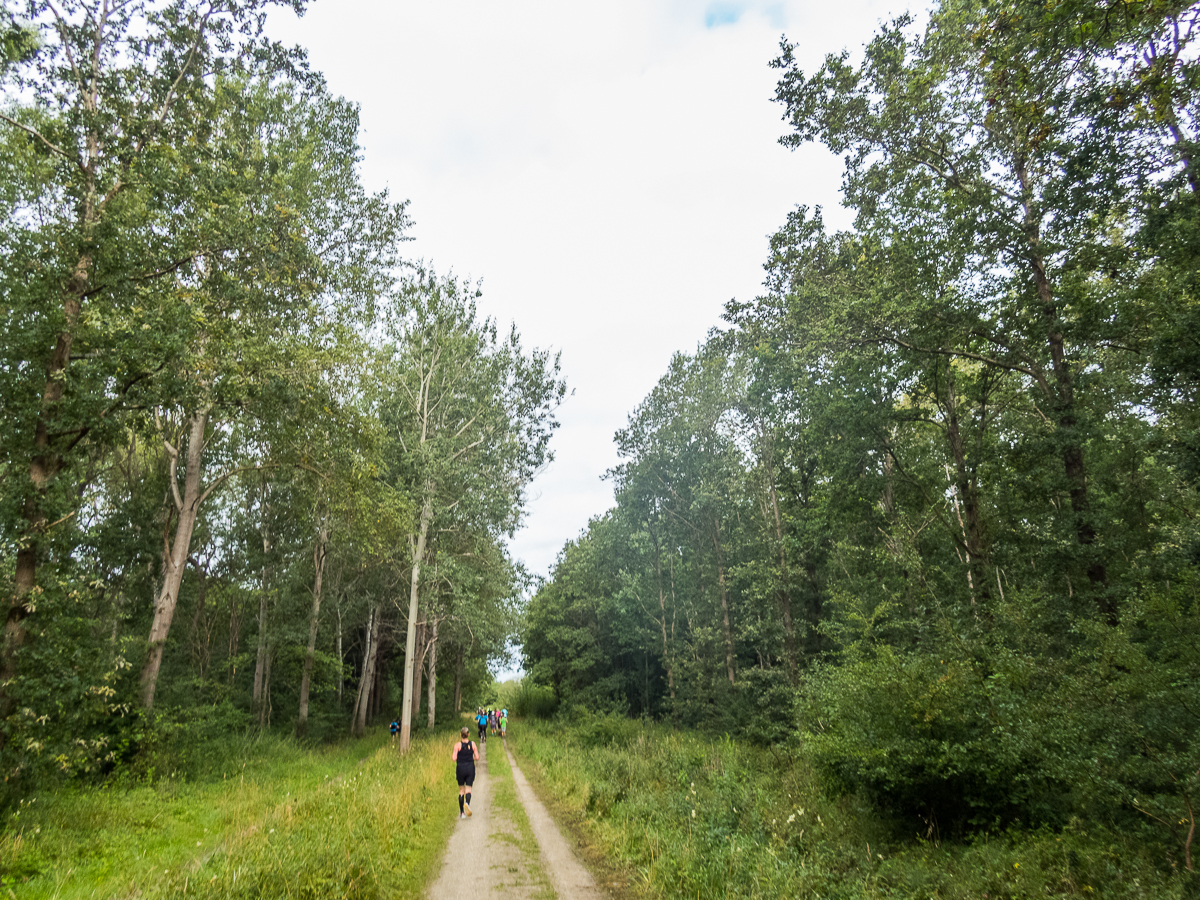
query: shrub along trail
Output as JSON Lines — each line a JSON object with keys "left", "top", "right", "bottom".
{"left": 508, "top": 716, "right": 1197, "bottom": 900}
{"left": 428, "top": 733, "right": 607, "bottom": 899}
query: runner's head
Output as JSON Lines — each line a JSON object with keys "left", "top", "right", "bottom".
{"left": 461, "top": 726, "right": 470, "bottom": 739}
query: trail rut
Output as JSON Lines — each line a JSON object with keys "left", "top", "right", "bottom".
{"left": 427, "top": 737, "right": 608, "bottom": 899}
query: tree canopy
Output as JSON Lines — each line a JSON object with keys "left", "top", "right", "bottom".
{"left": 523, "top": 0, "right": 1200, "bottom": 866}
{"left": 0, "top": 0, "right": 561, "bottom": 795}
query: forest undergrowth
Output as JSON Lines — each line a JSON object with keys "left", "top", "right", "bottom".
{"left": 510, "top": 716, "right": 1198, "bottom": 900}
{"left": 0, "top": 725, "right": 455, "bottom": 899}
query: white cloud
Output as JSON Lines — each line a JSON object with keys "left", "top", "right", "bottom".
{"left": 269, "top": 0, "right": 917, "bottom": 580}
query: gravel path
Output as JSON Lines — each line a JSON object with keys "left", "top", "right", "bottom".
{"left": 427, "top": 737, "right": 608, "bottom": 899}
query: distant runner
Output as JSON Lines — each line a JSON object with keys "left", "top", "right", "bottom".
{"left": 475, "top": 708, "right": 488, "bottom": 743}
{"left": 499, "top": 711, "right": 507, "bottom": 738}
{"left": 451, "top": 726, "right": 479, "bottom": 819}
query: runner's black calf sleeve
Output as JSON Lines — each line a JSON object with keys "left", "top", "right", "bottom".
{"left": 459, "top": 796, "right": 464, "bottom": 812}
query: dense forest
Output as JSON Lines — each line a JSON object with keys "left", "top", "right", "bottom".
{"left": 0, "top": 0, "right": 565, "bottom": 799}
{"left": 523, "top": 0, "right": 1200, "bottom": 863}
{"left": 4, "top": 0, "right": 1200, "bottom": 887}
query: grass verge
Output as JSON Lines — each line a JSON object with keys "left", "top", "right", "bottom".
{"left": 0, "top": 726, "right": 457, "bottom": 899}
{"left": 508, "top": 715, "right": 1198, "bottom": 900}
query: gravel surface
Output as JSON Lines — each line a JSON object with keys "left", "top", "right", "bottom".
{"left": 427, "top": 737, "right": 608, "bottom": 899}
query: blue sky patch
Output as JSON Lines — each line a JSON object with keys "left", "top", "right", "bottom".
{"left": 704, "top": 2, "right": 746, "bottom": 27}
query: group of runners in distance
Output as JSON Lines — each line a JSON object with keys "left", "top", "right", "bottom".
{"left": 450, "top": 706, "right": 508, "bottom": 820}
{"left": 474, "top": 707, "right": 506, "bottom": 742}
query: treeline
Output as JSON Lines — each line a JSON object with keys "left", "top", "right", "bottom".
{"left": 524, "top": 0, "right": 1200, "bottom": 856}
{"left": 0, "top": 0, "right": 563, "bottom": 800}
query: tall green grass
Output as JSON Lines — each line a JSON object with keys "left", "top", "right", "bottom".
{"left": 0, "top": 726, "right": 459, "bottom": 898}
{"left": 509, "top": 715, "right": 1196, "bottom": 899}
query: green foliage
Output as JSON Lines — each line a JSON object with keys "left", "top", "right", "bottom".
{"left": 510, "top": 681, "right": 559, "bottom": 720}
{"left": 0, "top": 0, "right": 535, "bottom": 795}
{"left": 520, "top": 0, "right": 1200, "bottom": 871}
{"left": 734, "top": 666, "right": 796, "bottom": 749}
{"left": 512, "top": 718, "right": 1195, "bottom": 899}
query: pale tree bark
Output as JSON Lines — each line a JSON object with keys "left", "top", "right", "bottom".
{"left": 353, "top": 602, "right": 381, "bottom": 737}
{"left": 253, "top": 476, "right": 272, "bottom": 725}
{"left": 141, "top": 410, "right": 210, "bottom": 708}
{"left": 336, "top": 600, "right": 344, "bottom": 704}
{"left": 399, "top": 490, "right": 433, "bottom": 753}
{"left": 260, "top": 650, "right": 273, "bottom": 727}
{"left": 410, "top": 620, "right": 426, "bottom": 727}
{"left": 426, "top": 614, "right": 438, "bottom": 729}
{"left": 350, "top": 604, "right": 373, "bottom": 732}
{"left": 297, "top": 519, "right": 329, "bottom": 738}
{"left": 371, "top": 649, "right": 383, "bottom": 722}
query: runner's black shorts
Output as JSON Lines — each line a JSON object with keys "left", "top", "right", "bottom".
{"left": 456, "top": 763, "right": 475, "bottom": 787}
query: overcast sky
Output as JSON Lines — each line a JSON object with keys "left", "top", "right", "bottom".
{"left": 268, "top": 0, "right": 907, "bottom": 584}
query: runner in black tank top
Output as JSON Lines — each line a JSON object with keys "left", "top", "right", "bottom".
{"left": 451, "top": 726, "right": 479, "bottom": 818}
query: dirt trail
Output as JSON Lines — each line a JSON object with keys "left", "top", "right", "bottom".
{"left": 427, "top": 737, "right": 608, "bottom": 899}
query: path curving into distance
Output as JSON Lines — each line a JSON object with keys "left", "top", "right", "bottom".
{"left": 427, "top": 735, "right": 608, "bottom": 899}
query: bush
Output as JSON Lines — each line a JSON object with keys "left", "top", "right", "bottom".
{"left": 511, "top": 680, "right": 558, "bottom": 719}
{"left": 735, "top": 666, "right": 797, "bottom": 747}
{"left": 802, "top": 642, "right": 1069, "bottom": 830}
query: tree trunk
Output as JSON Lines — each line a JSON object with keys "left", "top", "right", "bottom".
{"left": 653, "top": 542, "right": 676, "bottom": 701}
{"left": 712, "top": 517, "right": 736, "bottom": 686}
{"left": 353, "top": 602, "right": 381, "bottom": 737}
{"left": 453, "top": 643, "right": 464, "bottom": 714}
{"left": 253, "top": 477, "right": 272, "bottom": 725}
{"left": 943, "top": 367, "right": 990, "bottom": 609}
{"left": 297, "top": 521, "right": 329, "bottom": 738}
{"left": 336, "top": 601, "right": 344, "bottom": 705}
{"left": 400, "top": 489, "right": 433, "bottom": 753}
{"left": 1018, "top": 161, "right": 1108, "bottom": 611}
{"left": 228, "top": 593, "right": 242, "bottom": 687}
{"left": 261, "top": 647, "right": 273, "bottom": 727}
{"left": 141, "top": 409, "right": 210, "bottom": 710}
{"left": 350, "top": 604, "right": 373, "bottom": 734}
{"left": 4, "top": 249, "right": 93, "bottom": 731}
{"left": 410, "top": 620, "right": 426, "bottom": 728}
{"left": 188, "top": 557, "right": 210, "bottom": 681}
{"left": 760, "top": 424, "right": 797, "bottom": 682}
{"left": 426, "top": 615, "right": 438, "bottom": 729}
{"left": 370, "top": 646, "right": 383, "bottom": 724}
